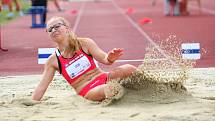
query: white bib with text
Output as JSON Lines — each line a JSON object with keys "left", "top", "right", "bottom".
{"left": 65, "top": 56, "right": 91, "bottom": 79}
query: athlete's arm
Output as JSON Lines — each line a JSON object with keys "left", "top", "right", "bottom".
{"left": 83, "top": 38, "right": 123, "bottom": 65}
{"left": 32, "top": 55, "right": 56, "bottom": 101}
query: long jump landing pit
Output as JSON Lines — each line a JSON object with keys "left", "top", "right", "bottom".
{"left": 0, "top": 67, "right": 215, "bottom": 121}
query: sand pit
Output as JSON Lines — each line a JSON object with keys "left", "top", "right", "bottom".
{"left": 0, "top": 67, "right": 215, "bottom": 121}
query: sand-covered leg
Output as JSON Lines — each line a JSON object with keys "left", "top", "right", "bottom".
{"left": 102, "top": 82, "right": 125, "bottom": 106}
{"left": 118, "top": 69, "right": 153, "bottom": 90}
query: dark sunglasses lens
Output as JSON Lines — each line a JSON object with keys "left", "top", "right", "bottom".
{"left": 48, "top": 23, "right": 64, "bottom": 33}
{"left": 48, "top": 27, "right": 53, "bottom": 32}
{"left": 54, "top": 25, "right": 61, "bottom": 29}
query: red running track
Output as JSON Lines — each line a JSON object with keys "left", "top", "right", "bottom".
{"left": 0, "top": 0, "right": 215, "bottom": 76}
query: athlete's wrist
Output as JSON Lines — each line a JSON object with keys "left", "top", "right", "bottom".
{"left": 107, "top": 56, "right": 115, "bottom": 64}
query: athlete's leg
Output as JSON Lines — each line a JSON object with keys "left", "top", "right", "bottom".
{"left": 0, "top": 2, "right": 2, "bottom": 12}
{"left": 108, "top": 64, "right": 137, "bottom": 80}
{"left": 84, "top": 83, "right": 125, "bottom": 101}
{"left": 84, "top": 64, "right": 136, "bottom": 101}
{"left": 84, "top": 84, "right": 107, "bottom": 101}
{"left": 13, "top": 0, "right": 20, "bottom": 11}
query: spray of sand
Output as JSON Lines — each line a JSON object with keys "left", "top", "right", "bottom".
{"left": 101, "top": 34, "right": 204, "bottom": 106}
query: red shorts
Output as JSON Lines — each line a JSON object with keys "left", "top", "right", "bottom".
{"left": 79, "top": 73, "right": 108, "bottom": 97}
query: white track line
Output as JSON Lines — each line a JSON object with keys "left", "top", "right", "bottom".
{"left": 72, "top": 2, "right": 176, "bottom": 65}
{"left": 72, "top": 2, "right": 86, "bottom": 33}
{"left": 116, "top": 58, "right": 168, "bottom": 62}
{"left": 111, "top": 0, "right": 178, "bottom": 66}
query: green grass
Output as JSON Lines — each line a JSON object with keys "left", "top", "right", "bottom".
{"left": 0, "top": 0, "right": 31, "bottom": 25}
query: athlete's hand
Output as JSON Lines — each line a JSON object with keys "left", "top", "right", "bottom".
{"left": 107, "top": 48, "right": 124, "bottom": 63}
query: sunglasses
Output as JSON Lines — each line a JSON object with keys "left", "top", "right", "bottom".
{"left": 47, "top": 23, "right": 66, "bottom": 33}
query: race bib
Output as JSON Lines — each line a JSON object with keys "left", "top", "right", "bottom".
{"left": 65, "top": 56, "right": 91, "bottom": 79}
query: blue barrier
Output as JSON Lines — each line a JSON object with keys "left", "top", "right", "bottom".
{"left": 28, "top": 6, "right": 46, "bottom": 28}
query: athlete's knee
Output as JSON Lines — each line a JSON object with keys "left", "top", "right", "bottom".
{"left": 84, "top": 85, "right": 106, "bottom": 101}
{"left": 104, "top": 83, "right": 125, "bottom": 99}
{"left": 123, "top": 64, "right": 137, "bottom": 74}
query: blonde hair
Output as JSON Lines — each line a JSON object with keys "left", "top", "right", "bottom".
{"left": 47, "top": 16, "right": 81, "bottom": 52}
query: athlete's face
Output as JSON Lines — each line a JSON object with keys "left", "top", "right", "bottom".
{"left": 46, "top": 19, "right": 69, "bottom": 42}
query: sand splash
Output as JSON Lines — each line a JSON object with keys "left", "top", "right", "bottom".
{"left": 102, "top": 35, "right": 202, "bottom": 105}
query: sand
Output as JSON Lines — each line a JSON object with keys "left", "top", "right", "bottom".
{"left": 0, "top": 68, "right": 215, "bottom": 121}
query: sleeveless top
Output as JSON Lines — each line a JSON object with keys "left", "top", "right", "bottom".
{"left": 55, "top": 49, "right": 97, "bottom": 84}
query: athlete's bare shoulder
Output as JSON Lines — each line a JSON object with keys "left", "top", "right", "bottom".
{"left": 45, "top": 53, "right": 58, "bottom": 70}
{"left": 78, "top": 37, "right": 94, "bottom": 44}
{"left": 77, "top": 38, "right": 96, "bottom": 53}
